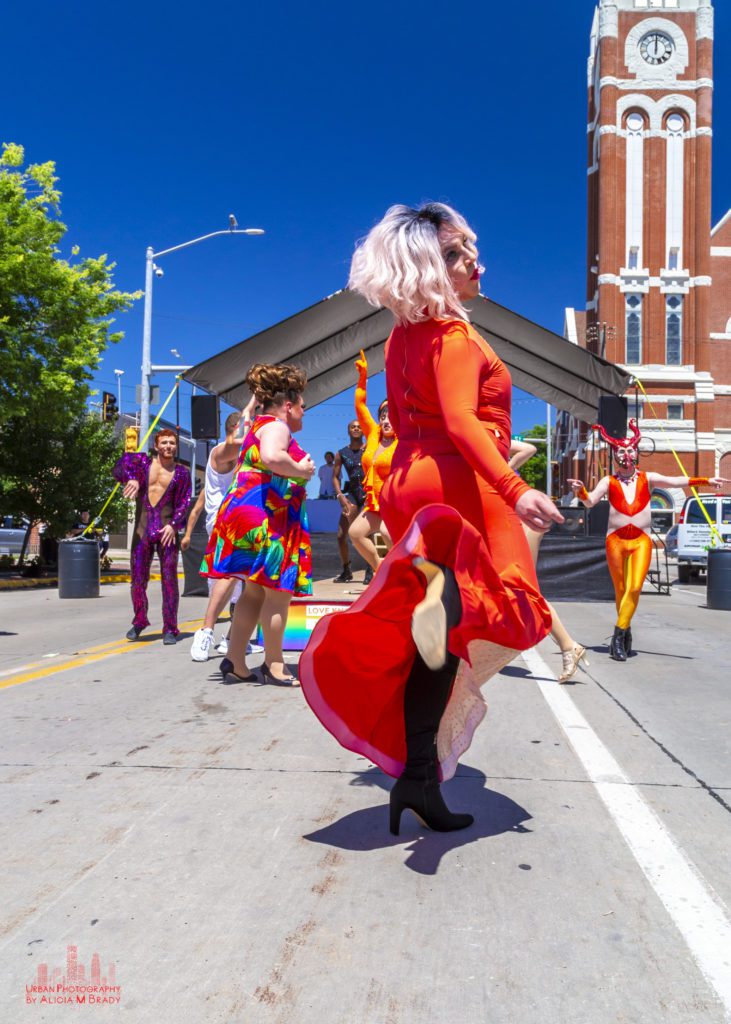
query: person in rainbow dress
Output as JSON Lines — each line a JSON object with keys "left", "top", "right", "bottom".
{"left": 201, "top": 363, "right": 315, "bottom": 685}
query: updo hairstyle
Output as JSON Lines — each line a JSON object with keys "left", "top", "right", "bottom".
{"left": 348, "top": 201, "right": 478, "bottom": 324}
{"left": 245, "top": 363, "right": 307, "bottom": 409}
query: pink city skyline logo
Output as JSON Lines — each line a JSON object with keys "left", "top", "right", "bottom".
{"left": 26, "top": 945, "right": 121, "bottom": 1006}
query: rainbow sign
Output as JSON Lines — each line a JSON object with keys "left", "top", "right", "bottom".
{"left": 255, "top": 599, "right": 351, "bottom": 651}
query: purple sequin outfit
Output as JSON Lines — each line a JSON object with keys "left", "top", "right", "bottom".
{"left": 113, "top": 453, "right": 191, "bottom": 636}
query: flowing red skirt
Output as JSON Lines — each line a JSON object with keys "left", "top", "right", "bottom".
{"left": 299, "top": 503, "right": 550, "bottom": 778}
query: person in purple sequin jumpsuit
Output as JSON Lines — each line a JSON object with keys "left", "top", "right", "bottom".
{"left": 113, "top": 428, "right": 191, "bottom": 644}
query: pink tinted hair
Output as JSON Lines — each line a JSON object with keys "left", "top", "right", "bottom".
{"left": 348, "top": 202, "right": 478, "bottom": 324}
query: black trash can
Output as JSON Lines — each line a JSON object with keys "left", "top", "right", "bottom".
{"left": 58, "top": 538, "right": 100, "bottom": 599}
{"left": 707, "top": 548, "right": 731, "bottom": 611}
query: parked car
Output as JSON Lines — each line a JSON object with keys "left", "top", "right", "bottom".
{"left": 0, "top": 516, "right": 29, "bottom": 557}
{"left": 663, "top": 523, "right": 679, "bottom": 558}
{"left": 676, "top": 494, "right": 731, "bottom": 583}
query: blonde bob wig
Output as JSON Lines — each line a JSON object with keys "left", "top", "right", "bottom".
{"left": 348, "top": 202, "right": 478, "bottom": 324}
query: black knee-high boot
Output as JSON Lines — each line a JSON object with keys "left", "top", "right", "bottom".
{"left": 389, "top": 652, "right": 474, "bottom": 835}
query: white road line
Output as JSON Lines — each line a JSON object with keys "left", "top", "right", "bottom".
{"left": 522, "top": 645, "right": 731, "bottom": 1019}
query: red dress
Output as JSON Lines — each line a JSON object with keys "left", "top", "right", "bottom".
{"left": 300, "top": 318, "right": 551, "bottom": 779}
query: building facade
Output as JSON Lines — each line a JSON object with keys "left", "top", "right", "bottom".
{"left": 557, "top": 0, "right": 730, "bottom": 516}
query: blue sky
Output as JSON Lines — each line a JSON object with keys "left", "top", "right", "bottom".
{"left": 5, "top": 1, "right": 730, "bottom": 490}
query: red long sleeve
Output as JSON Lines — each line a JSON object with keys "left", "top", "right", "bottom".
{"left": 432, "top": 325, "right": 529, "bottom": 509}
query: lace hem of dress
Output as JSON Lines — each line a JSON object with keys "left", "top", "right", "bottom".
{"left": 437, "top": 639, "right": 518, "bottom": 782}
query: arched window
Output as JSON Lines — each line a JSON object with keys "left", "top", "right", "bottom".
{"left": 665, "top": 113, "right": 685, "bottom": 270}
{"left": 625, "top": 113, "right": 646, "bottom": 269}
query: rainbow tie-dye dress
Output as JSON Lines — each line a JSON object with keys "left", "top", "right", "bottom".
{"left": 200, "top": 415, "right": 312, "bottom": 595}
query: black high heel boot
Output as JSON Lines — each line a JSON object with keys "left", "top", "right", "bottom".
{"left": 389, "top": 651, "right": 473, "bottom": 836}
{"left": 610, "top": 626, "right": 627, "bottom": 662}
{"left": 625, "top": 627, "right": 633, "bottom": 656}
{"left": 389, "top": 753, "right": 474, "bottom": 835}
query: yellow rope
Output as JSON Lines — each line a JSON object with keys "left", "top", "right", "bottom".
{"left": 634, "top": 377, "right": 724, "bottom": 546}
{"left": 82, "top": 378, "right": 183, "bottom": 538}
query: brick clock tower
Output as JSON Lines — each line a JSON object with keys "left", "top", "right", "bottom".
{"left": 559, "top": 0, "right": 731, "bottom": 515}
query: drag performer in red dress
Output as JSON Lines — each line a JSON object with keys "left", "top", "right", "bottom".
{"left": 300, "top": 202, "right": 563, "bottom": 835}
{"left": 569, "top": 419, "right": 726, "bottom": 661}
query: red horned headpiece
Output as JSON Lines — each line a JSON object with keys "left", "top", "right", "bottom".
{"left": 592, "top": 418, "right": 641, "bottom": 451}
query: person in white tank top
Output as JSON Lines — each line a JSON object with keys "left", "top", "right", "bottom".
{"left": 204, "top": 454, "right": 236, "bottom": 534}
{"left": 181, "top": 410, "right": 256, "bottom": 662}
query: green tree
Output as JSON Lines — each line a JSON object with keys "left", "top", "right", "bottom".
{"left": 0, "top": 143, "right": 140, "bottom": 556}
{"left": 516, "top": 424, "right": 548, "bottom": 492}
{"left": 0, "top": 413, "right": 128, "bottom": 545}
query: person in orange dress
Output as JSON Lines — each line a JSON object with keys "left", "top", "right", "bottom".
{"left": 347, "top": 349, "right": 397, "bottom": 584}
{"left": 569, "top": 419, "right": 727, "bottom": 661}
{"left": 299, "top": 202, "right": 563, "bottom": 837}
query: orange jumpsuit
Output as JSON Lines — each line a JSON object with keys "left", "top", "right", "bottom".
{"left": 354, "top": 378, "right": 397, "bottom": 514}
{"left": 605, "top": 473, "right": 654, "bottom": 629}
{"left": 300, "top": 318, "right": 550, "bottom": 779}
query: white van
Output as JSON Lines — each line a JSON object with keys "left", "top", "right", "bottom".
{"left": 676, "top": 493, "right": 731, "bottom": 582}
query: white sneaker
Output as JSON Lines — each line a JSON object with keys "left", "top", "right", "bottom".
{"left": 247, "top": 642, "right": 264, "bottom": 655}
{"left": 215, "top": 635, "right": 229, "bottom": 656}
{"left": 191, "top": 627, "right": 214, "bottom": 662}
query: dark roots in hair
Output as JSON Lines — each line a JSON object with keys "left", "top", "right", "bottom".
{"left": 245, "top": 363, "right": 307, "bottom": 408}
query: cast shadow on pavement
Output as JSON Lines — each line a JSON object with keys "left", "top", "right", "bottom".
{"left": 585, "top": 642, "right": 693, "bottom": 661}
{"left": 303, "top": 765, "right": 532, "bottom": 876}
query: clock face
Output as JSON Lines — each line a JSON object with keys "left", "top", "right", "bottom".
{"left": 639, "top": 32, "right": 674, "bottom": 65}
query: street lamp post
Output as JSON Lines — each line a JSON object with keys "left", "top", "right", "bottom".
{"left": 138, "top": 221, "right": 265, "bottom": 443}
{"left": 114, "top": 369, "right": 124, "bottom": 417}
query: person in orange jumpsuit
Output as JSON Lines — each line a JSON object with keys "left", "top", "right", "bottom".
{"left": 299, "top": 202, "right": 562, "bottom": 837}
{"left": 347, "top": 349, "right": 397, "bottom": 584}
{"left": 569, "top": 419, "right": 726, "bottom": 661}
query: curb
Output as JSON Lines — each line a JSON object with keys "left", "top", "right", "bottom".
{"left": 0, "top": 573, "right": 184, "bottom": 592}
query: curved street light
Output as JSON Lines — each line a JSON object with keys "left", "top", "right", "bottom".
{"left": 139, "top": 218, "right": 265, "bottom": 442}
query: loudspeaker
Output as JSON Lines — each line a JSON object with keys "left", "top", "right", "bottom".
{"left": 597, "top": 395, "right": 628, "bottom": 439}
{"left": 191, "top": 395, "right": 219, "bottom": 439}
{"left": 548, "top": 507, "right": 587, "bottom": 537}
{"left": 587, "top": 501, "right": 610, "bottom": 536}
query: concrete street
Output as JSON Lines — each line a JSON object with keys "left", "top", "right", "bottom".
{"left": 1, "top": 576, "right": 730, "bottom": 1023}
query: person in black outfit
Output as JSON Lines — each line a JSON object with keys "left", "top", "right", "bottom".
{"left": 331, "top": 420, "right": 365, "bottom": 583}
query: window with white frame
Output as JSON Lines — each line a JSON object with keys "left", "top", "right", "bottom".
{"left": 667, "top": 402, "right": 683, "bottom": 420}
{"left": 626, "top": 294, "right": 642, "bottom": 365}
{"left": 666, "top": 115, "right": 685, "bottom": 271}
{"left": 666, "top": 295, "right": 683, "bottom": 365}
{"left": 625, "top": 114, "right": 644, "bottom": 270}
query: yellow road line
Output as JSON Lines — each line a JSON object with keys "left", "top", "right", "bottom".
{"left": 0, "top": 637, "right": 146, "bottom": 679}
{"left": 0, "top": 615, "right": 211, "bottom": 691}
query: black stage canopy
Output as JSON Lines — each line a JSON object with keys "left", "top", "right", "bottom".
{"left": 184, "top": 290, "right": 633, "bottom": 423}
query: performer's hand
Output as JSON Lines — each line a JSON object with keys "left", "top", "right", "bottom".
{"left": 123, "top": 480, "right": 140, "bottom": 500}
{"left": 180, "top": 534, "right": 191, "bottom": 552}
{"left": 159, "top": 525, "right": 176, "bottom": 548}
{"left": 241, "top": 395, "right": 258, "bottom": 433}
{"left": 515, "top": 489, "right": 564, "bottom": 533}
{"left": 354, "top": 349, "right": 368, "bottom": 379}
{"left": 566, "top": 478, "right": 585, "bottom": 493}
{"left": 709, "top": 477, "right": 730, "bottom": 490}
{"left": 298, "top": 455, "right": 316, "bottom": 481}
